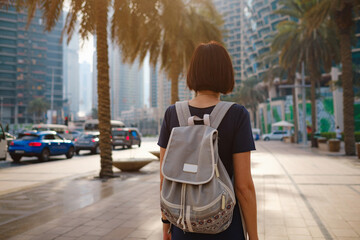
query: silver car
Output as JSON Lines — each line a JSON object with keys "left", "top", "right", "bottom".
{"left": 262, "top": 130, "right": 289, "bottom": 141}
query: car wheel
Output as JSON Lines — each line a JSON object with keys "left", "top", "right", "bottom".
{"left": 264, "top": 137, "right": 270, "bottom": 141}
{"left": 10, "top": 154, "right": 21, "bottom": 163}
{"left": 75, "top": 150, "right": 80, "bottom": 155}
{"left": 280, "top": 137, "right": 284, "bottom": 141}
{"left": 66, "top": 147, "right": 74, "bottom": 159}
{"left": 113, "top": 145, "right": 116, "bottom": 150}
{"left": 39, "top": 148, "right": 50, "bottom": 161}
{"left": 138, "top": 141, "right": 141, "bottom": 147}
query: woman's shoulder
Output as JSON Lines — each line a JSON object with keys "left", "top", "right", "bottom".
{"left": 227, "top": 103, "right": 249, "bottom": 117}
{"left": 164, "top": 104, "right": 176, "bottom": 116}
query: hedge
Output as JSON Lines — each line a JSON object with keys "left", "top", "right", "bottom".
{"left": 305, "top": 132, "right": 360, "bottom": 141}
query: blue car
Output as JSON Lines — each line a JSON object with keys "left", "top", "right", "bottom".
{"left": 8, "top": 131, "right": 75, "bottom": 162}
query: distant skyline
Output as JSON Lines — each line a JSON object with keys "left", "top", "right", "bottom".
{"left": 78, "top": 36, "right": 150, "bottom": 108}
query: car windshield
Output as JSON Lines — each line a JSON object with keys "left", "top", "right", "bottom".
{"left": 112, "top": 130, "right": 127, "bottom": 136}
{"left": 18, "top": 134, "right": 39, "bottom": 140}
{"left": 79, "top": 134, "right": 98, "bottom": 139}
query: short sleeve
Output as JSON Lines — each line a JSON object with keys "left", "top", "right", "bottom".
{"left": 232, "top": 106, "right": 256, "bottom": 153}
{"left": 157, "top": 106, "right": 172, "bottom": 148}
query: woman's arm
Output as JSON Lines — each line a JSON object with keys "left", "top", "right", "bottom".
{"left": 160, "top": 147, "right": 171, "bottom": 240}
{"left": 233, "top": 151, "right": 258, "bottom": 240}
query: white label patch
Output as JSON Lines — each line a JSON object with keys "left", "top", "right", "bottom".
{"left": 183, "top": 163, "right": 198, "bottom": 173}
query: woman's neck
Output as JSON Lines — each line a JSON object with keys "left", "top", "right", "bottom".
{"left": 189, "top": 90, "right": 220, "bottom": 108}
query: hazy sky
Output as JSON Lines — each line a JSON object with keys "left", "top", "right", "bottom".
{"left": 78, "top": 36, "right": 150, "bottom": 108}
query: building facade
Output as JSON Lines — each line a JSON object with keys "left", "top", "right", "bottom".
{"left": 109, "top": 45, "right": 144, "bottom": 120}
{"left": 63, "top": 21, "right": 80, "bottom": 120}
{"left": 79, "top": 61, "right": 92, "bottom": 116}
{"left": 0, "top": 7, "right": 63, "bottom": 124}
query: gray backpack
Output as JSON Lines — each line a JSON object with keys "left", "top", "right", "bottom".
{"left": 161, "top": 101, "right": 237, "bottom": 234}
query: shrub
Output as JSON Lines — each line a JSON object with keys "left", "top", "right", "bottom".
{"left": 356, "top": 132, "right": 360, "bottom": 142}
{"left": 320, "top": 132, "right": 336, "bottom": 140}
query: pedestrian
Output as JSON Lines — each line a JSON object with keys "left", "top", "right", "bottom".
{"left": 335, "top": 126, "right": 342, "bottom": 140}
{"left": 158, "top": 41, "right": 258, "bottom": 240}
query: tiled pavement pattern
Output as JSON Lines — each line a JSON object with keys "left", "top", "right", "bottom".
{"left": 1, "top": 141, "right": 360, "bottom": 240}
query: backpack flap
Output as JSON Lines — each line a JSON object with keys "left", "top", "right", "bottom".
{"left": 162, "top": 125, "right": 217, "bottom": 185}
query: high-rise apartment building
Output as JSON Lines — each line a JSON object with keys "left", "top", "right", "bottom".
{"left": 0, "top": 7, "right": 63, "bottom": 124}
{"left": 213, "top": 0, "right": 289, "bottom": 83}
{"left": 213, "top": 0, "right": 243, "bottom": 85}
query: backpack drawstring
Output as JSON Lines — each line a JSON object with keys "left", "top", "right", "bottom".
{"left": 177, "top": 183, "right": 187, "bottom": 229}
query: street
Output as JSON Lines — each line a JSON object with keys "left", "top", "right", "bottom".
{"left": 0, "top": 139, "right": 359, "bottom": 239}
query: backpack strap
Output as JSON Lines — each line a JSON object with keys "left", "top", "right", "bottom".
{"left": 175, "top": 101, "right": 191, "bottom": 127}
{"left": 210, "top": 101, "right": 235, "bottom": 129}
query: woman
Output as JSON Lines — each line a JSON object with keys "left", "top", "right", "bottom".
{"left": 158, "top": 41, "right": 258, "bottom": 240}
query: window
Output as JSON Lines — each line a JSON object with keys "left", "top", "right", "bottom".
{"left": 54, "top": 135, "right": 63, "bottom": 140}
{"left": 43, "top": 134, "right": 55, "bottom": 140}
{"left": 18, "top": 134, "right": 39, "bottom": 140}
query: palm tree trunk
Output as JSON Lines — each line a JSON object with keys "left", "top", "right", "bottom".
{"left": 289, "top": 70, "right": 298, "bottom": 143}
{"left": 292, "top": 88, "right": 298, "bottom": 143}
{"left": 95, "top": 0, "right": 113, "bottom": 178}
{"left": 336, "top": 5, "right": 355, "bottom": 155}
{"left": 171, "top": 75, "right": 179, "bottom": 104}
{"left": 308, "top": 62, "right": 318, "bottom": 148}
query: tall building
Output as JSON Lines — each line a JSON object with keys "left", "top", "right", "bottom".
{"left": 213, "top": 0, "right": 243, "bottom": 85}
{"left": 109, "top": 45, "right": 144, "bottom": 120}
{"left": 0, "top": 6, "right": 63, "bottom": 124}
{"left": 150, "top": 64, "right": 192, "bottom": 112}
{"left": 63, "top": 21, "right": 80, "bottom": 120}
{"left": 213, "top": 0, "right": 289, "bottom": 83}
{"left": 79, "top": 62, "right": 92, "bottom": 115}
{"left": 149, "top": 65, "right": 158, "bottom": 108}
{"left": 92, "top": 39, "right": 98, "bottom": 112}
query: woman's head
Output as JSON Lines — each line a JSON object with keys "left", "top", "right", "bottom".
{"left": 187, "top": 41, "right": 234, "bottom": 94}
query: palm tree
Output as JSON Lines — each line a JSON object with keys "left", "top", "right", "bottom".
{"left": 112, "top": 0, "right": 224, "bottom": 104}
{"left": 5, "top": 0, "right": 223, "bottom": 177}
{"left": 236, "top": 76, "right": 267, "bottom": 128}
{"left": 305, "top": 0, "right": 360, "bottom": 155}
{"left": 271, "top": 0, "right": 339, "bottom": 147}
{"left": 28, "top": 98, "right": 49, "bottom": 123}
{"left": 257, "top": 52, "right": 297, "bottom": 137}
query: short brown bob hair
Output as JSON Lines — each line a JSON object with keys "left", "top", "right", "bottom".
{"left": 187, "top": 41, "right": 234, "bottom": 94}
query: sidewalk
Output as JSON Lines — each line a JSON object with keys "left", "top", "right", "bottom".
{"left": 2, "top": 141, "right": 360, "bottom": 240}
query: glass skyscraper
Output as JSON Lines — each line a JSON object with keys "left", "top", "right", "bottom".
{"left": 0, "top": 6, "right": 63, "bottom": 124}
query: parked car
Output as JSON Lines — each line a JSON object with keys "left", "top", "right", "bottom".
{"left": 5, "top": 132, "right": 16, "bottom": 146}
{"left": 262, "top": 130, "right": 289, "bottom": 141}
{"left": 112, "top": 128, "right": 141, "bottom": 149}
{"left": 70, "top": 130, "right": 81, "bottom": 140}
{"left": 8, "top": 131, "right": 75, "bottom": 162}
{"left": 0, "top": 123, "right": 7, "bottom": 161}
{"left": 74, "top": 132, "right": 100, "bottom": 155}
{"left": 252, "top": 128, "right": 261, "bottom": 141}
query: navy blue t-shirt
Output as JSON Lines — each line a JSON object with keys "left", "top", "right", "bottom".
{"left": 158, "top": 103, "right": 256, "bottom": 179}
{"left": 158, "top": 103, "right": 256, "bottom": 240}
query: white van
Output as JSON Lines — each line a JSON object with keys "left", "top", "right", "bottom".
{"left": 0, "top": 123, "right": 7, "bottom": 160}
{"left": 32, "top": 124, "right": 73, "bottom": 140}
